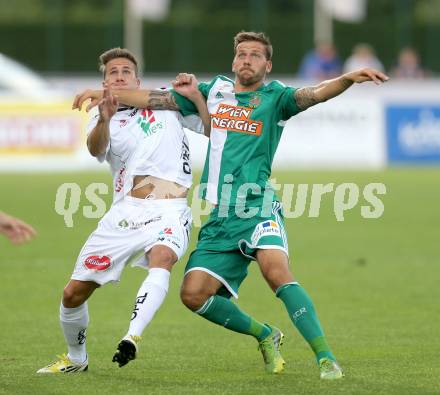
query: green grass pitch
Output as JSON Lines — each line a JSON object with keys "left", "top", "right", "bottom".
{"left": 0, "top": 168, "right": 439, "bottom": 395}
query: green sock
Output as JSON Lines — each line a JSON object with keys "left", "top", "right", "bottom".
{"left": 196, "top": 295, "right": 271, "bottom": 341}
{"left": 276, "top": 283, "right": 336, "bottom": 362}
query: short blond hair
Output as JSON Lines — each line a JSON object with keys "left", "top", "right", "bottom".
{"left": 98, "top": 47, "right": 139, "bottom": 77}
{"left": 233, "top": 31, "right": 273, "bottom": 60}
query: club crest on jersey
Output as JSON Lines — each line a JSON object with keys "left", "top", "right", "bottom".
{"left": 249, "top": 93, "right": 261, "bottom": 108}
{"left": 211, "top": 104, "right": 262, "bottom": 136}
{"left": 84, "top": 255, "right": 111, "bottom": 271}
{"left": 137, "top": 109, "right": 163, "bottom": 136}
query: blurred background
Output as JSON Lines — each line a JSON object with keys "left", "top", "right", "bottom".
{"left": 0, "top": 0, "right": 439, "bottom": 170}
{"left": 1, "top": 0, "right": 440, "bottom": 75}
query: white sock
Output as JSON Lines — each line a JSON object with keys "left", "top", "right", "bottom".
{"left": 127, "top": 268, "right": 170, "bottom": 337}
{"left": 60, "top": 302, "right": 89, "bottom": 364}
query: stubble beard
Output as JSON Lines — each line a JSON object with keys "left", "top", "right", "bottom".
{"left": 237, "top": 69, "right": 266, "bottom": 87}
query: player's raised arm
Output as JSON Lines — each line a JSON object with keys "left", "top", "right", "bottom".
{"left": 173, "top": 73, "right": 211, "bottom": 137}
{"left": 73, "top": 88, "right": 180, "bottom": 112}
{"left": 294, "top": 68, "right": 389, "bottom": 111}
{"left": 87, "top": 86, "right": 117, "bottom": 157}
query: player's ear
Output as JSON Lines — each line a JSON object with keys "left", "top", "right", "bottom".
{"left": 232, "top": 57, "right": 237, "bottom": 73}
{"left": 136, "top": 78, "right": 140, "bottom": 87}
{"left": 266, "top": 60, "right": 272, "bottom": 74}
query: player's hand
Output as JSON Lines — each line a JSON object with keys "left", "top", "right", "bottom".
{"left": 172, "top": 73, "right": 202, "bottom": 100}
{"left": 98, "top": 85, "right": 118, "bottom": 122}
{"left": 345, "top": 68, "right": 389, "bottom": 85}
{"left": 0, "top": 212, "right": 37, "bottom": 245}
{"left": 72, "top": 89, "right": 104, "bottom": 112}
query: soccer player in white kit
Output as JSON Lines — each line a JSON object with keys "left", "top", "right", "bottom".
{"left": 37, "top": 48, "right": 210, "bottom": 373}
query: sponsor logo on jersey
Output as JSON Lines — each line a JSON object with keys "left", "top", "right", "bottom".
{"left": 137, "top": 109, "right": 164, "bottom": 136}
{"left": 181, "top": 137, "right": 191, "bottom": 175}
{"left": 128, "top": 108, "right": 139, "bottom": 117}
{"left": 160, "top": 227, "right": 173, "bottom": 235}
{"left": 84, "top": 255, "right": 111, "bottom": 271}
{"left": 251, "top": 220, "right": 281, "bottom": 245}
{"left": 115, "top": 164, "right": 126, "bottom": 192}
{"left": 211, "top": 104, "right": 262, "bottom": 136}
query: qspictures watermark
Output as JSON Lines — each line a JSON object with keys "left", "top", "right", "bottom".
{"left": 54, "top": 178, "right": 386, "bottom": 228}
{"left": 54, "top": 183, "right": 108, "bottom": 227}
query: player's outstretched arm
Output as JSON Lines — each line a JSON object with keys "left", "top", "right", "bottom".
{"left": 0, "top": 211, "right": 37, "bottom": 245}
{"left": 173, "top": 73, "right": 211, "bottom": 137}
{"left": 73, "top": 89, "right": 180, "bottom": 112}
{"left": 294, "top": 68, "right": 389, "bottom": 111}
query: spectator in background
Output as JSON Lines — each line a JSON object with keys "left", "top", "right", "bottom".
{"left": 0, "top": 211, "right": 36, "bottom": 244}
{"left": 391, "top": 47, "right": 428, "bottom": 79}
{"left": 298, "top": 42, "right": 342, "bottom": 80}
{"left": 344, "top": 43, "right": 384, "bottom": 73}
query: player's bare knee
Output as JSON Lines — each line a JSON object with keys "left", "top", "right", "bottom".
{"left": 180, "top": 286, "right": 209, "bottom": 311}
{"left": 62, "top": 286, "right": 81, "bottom": 308}
{"left": 149, "top": 246, "right": 177, "bottom": 269}
{"left": 263, "top": 266, "right": 295, "bottom": 292}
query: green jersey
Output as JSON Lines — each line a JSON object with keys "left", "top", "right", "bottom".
{"left": 172, "top": 75, "right": 302, "bottom": 207}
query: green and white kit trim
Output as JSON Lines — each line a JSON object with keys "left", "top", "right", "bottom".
{"left": 239, "top": 201, "right": 289, "bottom": 260}
{"left": 203, "top": 77, "right": 238, "bottom": 204}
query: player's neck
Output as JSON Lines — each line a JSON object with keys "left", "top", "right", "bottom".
{"left": 234, "top": 80, "right": 264, "bottom": 93}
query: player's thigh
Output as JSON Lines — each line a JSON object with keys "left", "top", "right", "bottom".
{"left": 256, "top": 248, "right": 295, "bottom": 292}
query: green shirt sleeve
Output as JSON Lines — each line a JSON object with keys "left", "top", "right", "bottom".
{"left": 171, "top": 90, "right": 197, "bottom": 116}
{"left": 171, "top": 81, "right": 211, "bottom": 116}
{"left": 278, "top": 86, "right": 302, "bottom": 121}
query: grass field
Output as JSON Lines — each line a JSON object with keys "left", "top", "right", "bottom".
{"left": 1, "top": 168, "right": 439, "bottom": 395}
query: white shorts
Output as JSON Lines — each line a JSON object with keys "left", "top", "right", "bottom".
{"left": 71, "top": 196, "right": 192, "bottom": 285}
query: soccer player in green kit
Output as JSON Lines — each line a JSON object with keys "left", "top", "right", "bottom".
{"left": 171, "top": 32, "right": 388, "bottom": 380}
{"left": 73, "top": 31, "right": 388, "bottom": 379}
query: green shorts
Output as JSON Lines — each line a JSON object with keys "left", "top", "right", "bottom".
{"left": 185, "top": 201, "right": 289, "bottom": 298}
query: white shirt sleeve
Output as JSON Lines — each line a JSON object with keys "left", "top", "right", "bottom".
{"left": 179, "top": 113, "right": 205, "bottom": 135}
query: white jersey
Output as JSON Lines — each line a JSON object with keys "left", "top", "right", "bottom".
{"left": 87, "top": 106, "right": 204, "bottom": 203}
